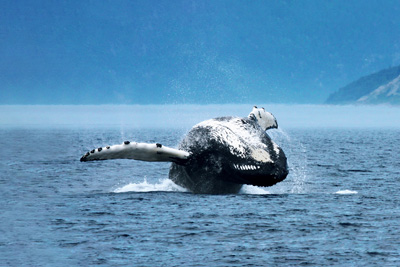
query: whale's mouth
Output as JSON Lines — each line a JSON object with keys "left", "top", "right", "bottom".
{"left": 226, "top": 156, "right": 288, "bottom": 187}
{"left": 232, "top": 164, "right": 261, "bottom": 171}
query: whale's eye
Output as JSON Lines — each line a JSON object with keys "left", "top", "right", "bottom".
{"left": 254, "top": 105, "right": 257, "bottom": 108}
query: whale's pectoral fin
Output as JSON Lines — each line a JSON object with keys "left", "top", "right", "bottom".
{"left": 80, "top": 141, "right": 190, "bottom": 164}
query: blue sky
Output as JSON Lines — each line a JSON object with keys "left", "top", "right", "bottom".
{"left": 1, "top": 0, "right": 400, "bottom": 104}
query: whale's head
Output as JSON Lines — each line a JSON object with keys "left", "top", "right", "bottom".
{"left": 171, "top": 111, "right": 288, "bottom": 192}
{"left": 249, "top": 106, "right": 278, "bottom": 131}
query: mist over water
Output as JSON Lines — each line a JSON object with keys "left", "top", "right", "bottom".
{"left": 1, "top": 104, "right": 400, "bottom": 129}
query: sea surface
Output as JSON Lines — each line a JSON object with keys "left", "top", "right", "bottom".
{"left": 1, "top": 105, "right": 400, "bottom": 266}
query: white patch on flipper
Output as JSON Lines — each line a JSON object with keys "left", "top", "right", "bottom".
{"left": 195, "top": 118, "right": 273, "bottom": 163}
{"left": 83, "top": 142, "right": 189, "bottom": 162}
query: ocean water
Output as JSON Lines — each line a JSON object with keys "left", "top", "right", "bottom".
{"left": 1, "top": 106, "right": 400, "bottom": 266}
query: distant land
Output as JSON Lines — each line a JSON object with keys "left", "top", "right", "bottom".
{"left": 326, "top": 65, "right": 400, "bottom": 105}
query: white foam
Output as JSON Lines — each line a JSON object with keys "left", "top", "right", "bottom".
{"left": 335, "top": 189, "right": 358, "bottom": 195}
{"left": 114, "top": 179, "right": 187, "bottom": 193}
{"left": 240, "top": 185, "right": 270, "bottom": 195}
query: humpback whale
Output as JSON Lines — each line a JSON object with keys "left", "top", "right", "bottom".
{"left": 80, "top": 106, "right": 288, "bottom": 194}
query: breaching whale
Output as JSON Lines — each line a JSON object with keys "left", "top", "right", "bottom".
{"left": 80, "top": 106, "right": 288, "bottom": 194}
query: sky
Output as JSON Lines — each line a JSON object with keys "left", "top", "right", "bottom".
{"left": 1, "top": 0, "right": 400, "bottom": 105}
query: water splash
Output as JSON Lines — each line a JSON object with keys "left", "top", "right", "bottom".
{"left": 240, "top": 185, "right": 270, "bottom": 195}
{"left": 268, "top": 128, "right": 308, "bottom": 194}
{"left": 335, "top": 190, "right": 358, "bottom": 195}
{"left": 114, "top": 179, "right": 187, "bottom": 193}
{"left": 114, "top": 179, "right": 273, "bottom": 195}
